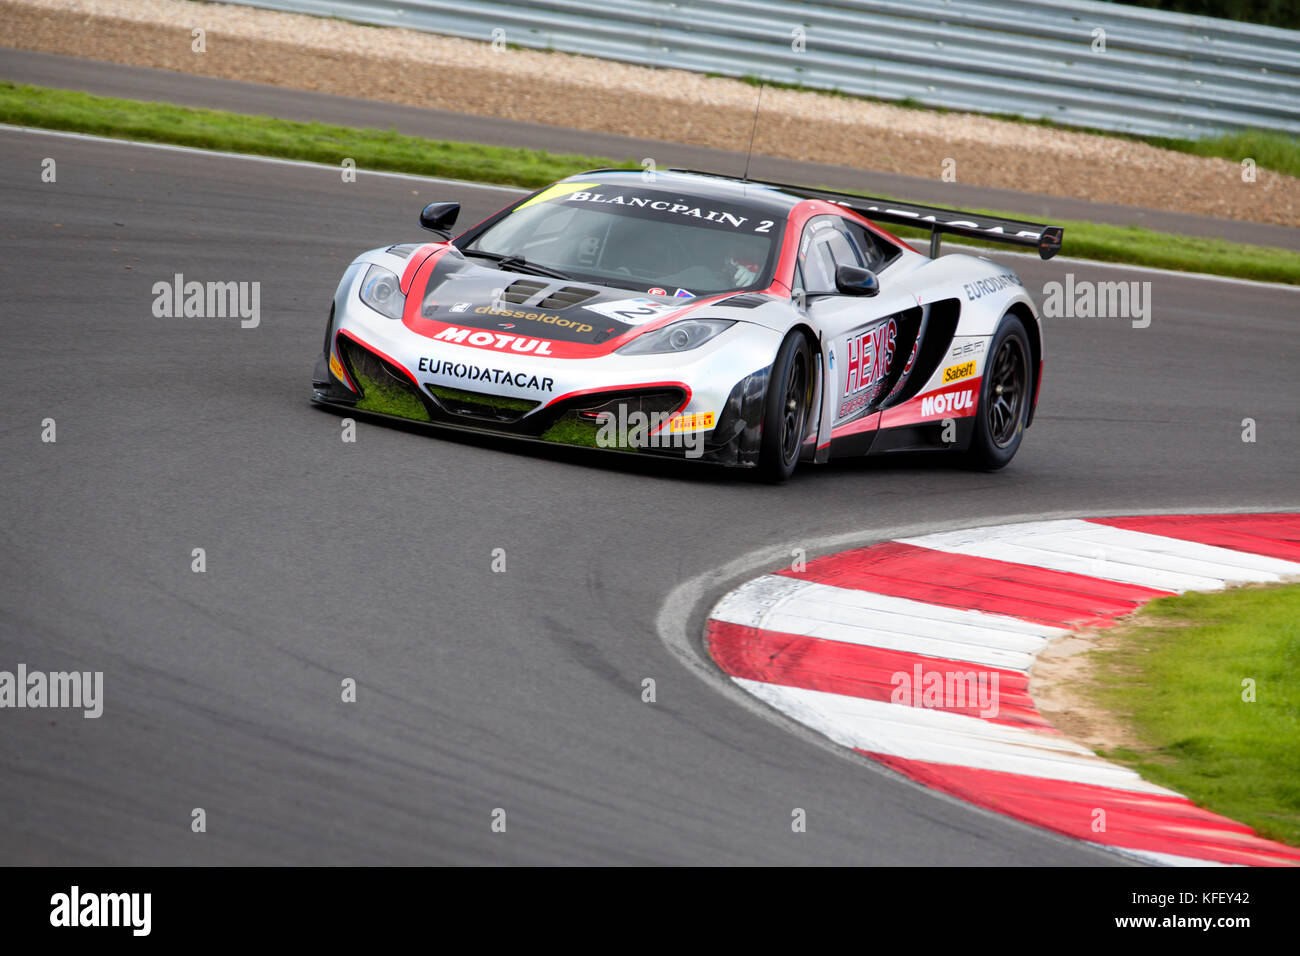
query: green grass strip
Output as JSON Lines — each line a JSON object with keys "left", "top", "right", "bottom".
{"left": 353, "top": 370, "right": 429, "bottom": 422}
{"left": 4, "top": 81, "right": 1298, "bottom": 284}
{"left": 0, "top": 80, "right": 627, "bottom": 189}
{"left": 1146, "top": 128, "right": 1300, "bottom": 181}
{"left": 427, "top": 385, "right": 537, "bottom": 413}
{"left": 540, "top": 418, "right": 606, "bottom": 448}
{"left": 1086, "top": 583, "right": 1300, "bottom": 849}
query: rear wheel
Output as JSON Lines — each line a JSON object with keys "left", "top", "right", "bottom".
{"left": 758, "top": 333, "right": 813, "bottom": 482}
{"left": 967, "top": 313, "right": 1032, "bottom": 470}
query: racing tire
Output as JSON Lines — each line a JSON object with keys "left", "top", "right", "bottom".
{"left": 758, "top": 332, "right": 813, "bottom": 482}
{"left": 967, "top": 313, "right": 1032, "bottom": 471}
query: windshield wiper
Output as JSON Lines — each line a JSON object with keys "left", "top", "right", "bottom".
{"left": 461, "top": 250, "right": 573, "bottom": 280}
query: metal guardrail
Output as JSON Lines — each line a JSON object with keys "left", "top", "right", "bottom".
{"left": 231, "top": 0, "right": 1300, "bottom": 138}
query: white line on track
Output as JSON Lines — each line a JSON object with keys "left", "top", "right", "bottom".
{"left": 0, "top": 123, "right": 526, "bottom": 193}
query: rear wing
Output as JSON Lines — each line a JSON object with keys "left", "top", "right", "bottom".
{"left": 669, "top": 170, "right": 1064, "bottom": 260}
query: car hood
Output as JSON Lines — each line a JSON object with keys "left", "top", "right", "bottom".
{"left": 420, "top": 264, "right": 727, "bottom": 347}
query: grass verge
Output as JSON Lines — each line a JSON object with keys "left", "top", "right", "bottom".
{"left": 1085, "top": 583, "right": 1300, "bottom": 848}
{"left": 4, "top": 81, "right": 1298, "bottom": 284}
{"left": 0, "top": 81, "right": 626, "bottom": 189}
{"left": 1151, "top": 128, "right": 1300, "bottom": 181}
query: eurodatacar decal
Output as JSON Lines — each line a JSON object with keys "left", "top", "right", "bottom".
{"left": 418, "top": 357, "right": 554, "bottom": 393}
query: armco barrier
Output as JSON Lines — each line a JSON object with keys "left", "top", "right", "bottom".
{"left": 231, "top": 0, "right": 1300, "bottom": 138}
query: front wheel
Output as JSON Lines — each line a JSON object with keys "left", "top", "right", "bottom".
{"left": 967, "top": 314, "right": 1032, "bottom": 470}
{"left": 758, "top": 333, "right": 813, "bottom": 482}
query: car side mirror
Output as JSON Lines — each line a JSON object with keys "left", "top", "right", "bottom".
{"left": 419, "top": 201, "right": 460, "bottom": 238}
{"left": 835, "top": 264, "right": 879, "bottom": 296}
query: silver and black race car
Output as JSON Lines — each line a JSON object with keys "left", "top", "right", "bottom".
{"left": 312, "top": 168, "right": 1062, "bottom": 480}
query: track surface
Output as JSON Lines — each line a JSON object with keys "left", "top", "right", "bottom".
{"left": 1, "top": 125, "right": 1297, "bottom": 864}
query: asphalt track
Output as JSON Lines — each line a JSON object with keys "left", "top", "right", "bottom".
{"left": 1, "top": 121, "right": 1297, "bottom": 864}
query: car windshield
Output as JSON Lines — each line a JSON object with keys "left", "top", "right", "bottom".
{"left": 463, "top": 183, "right": 784, "bottom": 296}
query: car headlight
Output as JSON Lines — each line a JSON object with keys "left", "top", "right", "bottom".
{"left": 359, "top": 265, "right": 406, "bottom": 319}
{"left": 617, "top": 319, "right": 735, "bottom": 355}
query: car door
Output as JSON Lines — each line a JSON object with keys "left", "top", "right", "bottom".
{"left": 797, "top": 216, "right": 910, "bottom": 443}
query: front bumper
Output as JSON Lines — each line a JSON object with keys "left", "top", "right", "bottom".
{"left": 312, "top": 291, "right": 780, "bottom": 468}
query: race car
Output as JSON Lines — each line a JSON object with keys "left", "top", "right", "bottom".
{"left": 312, "top": 168, "right": 1062, "bottom": 480}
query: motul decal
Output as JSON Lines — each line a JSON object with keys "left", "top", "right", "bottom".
{"left": 879, "top": 378, "right": 981, "bottom": 428}
{"left": 432, "top": 325, "right": 555, "bottom": 355}
{"left": 920, "top": 389, "right": 974, "bottom": 417}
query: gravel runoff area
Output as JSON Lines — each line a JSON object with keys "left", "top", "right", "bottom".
{"left": 3, "top": 0, "right": 1298, "bottom": 228}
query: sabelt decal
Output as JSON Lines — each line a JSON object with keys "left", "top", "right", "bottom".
{"left": 668, "top": 412, "right": 716, "bottom": 433}
{"left": 942, "top": 360, "right": 976, "bottom": 383}
{"left": 417, "top": 357, "right": 554, "bottom": 393}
